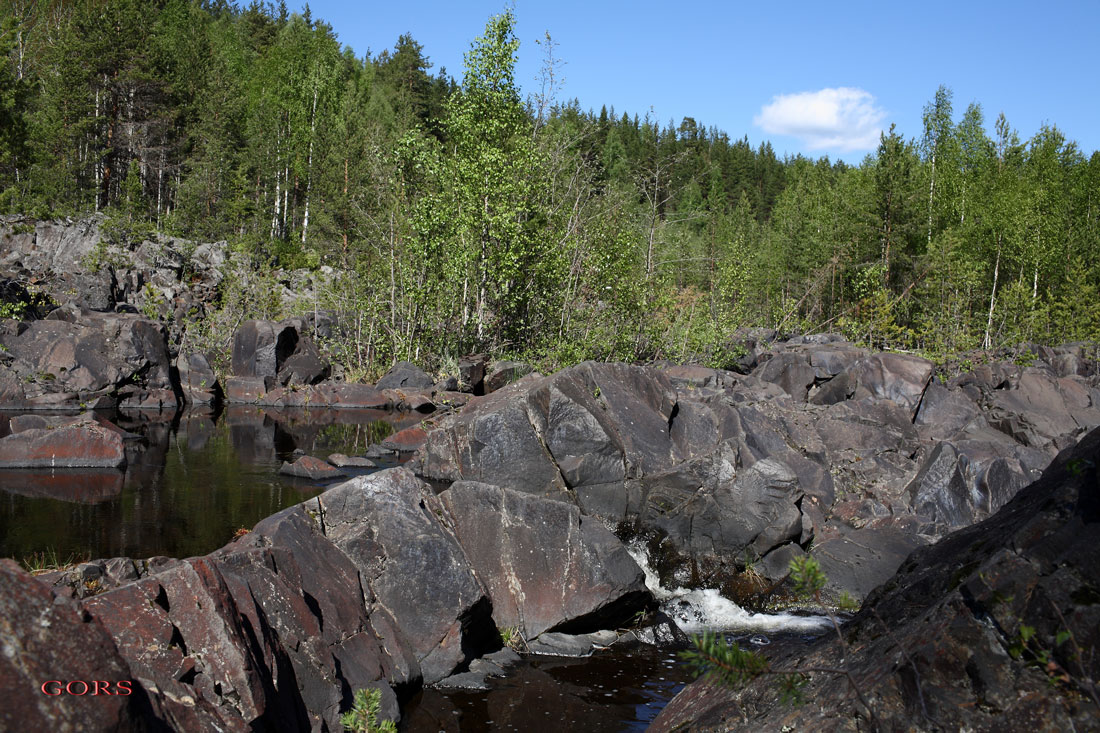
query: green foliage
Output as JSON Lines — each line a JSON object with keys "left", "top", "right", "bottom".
{"left": 340, "top": 688, "right": 395, "bottom": 733}
{"left": 790, "top": 555, "right": 827, "bottom": 597}
{"left": 680, "top": 631, "right": 770, "bottom": 687}
{"left": 0, "top": 0, "right": 1096, "bottom": 372}
{"left": 499, "top": 626, "right": 524, "bottom": 651}
{"left": 21, "top": 548, "right": 86, "bottom": 575}
{"left": 0, "top": 299, "right": 25, "bottom": 320}
{"left": 102, "top": 160, "right": 155, "bottom": 245}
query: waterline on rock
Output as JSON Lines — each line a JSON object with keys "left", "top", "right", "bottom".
{"left": 628, "top": 546, "right": 831, "bottom": 634}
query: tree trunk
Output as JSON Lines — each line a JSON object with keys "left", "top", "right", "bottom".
{"left": 984, "top": 237, "right": 1002, "bottom": 349}
{"left": 926, "top": 151, "right": 935, "bottom": 246}
{"left": 301, "top": 89, "right": 319, "bottom": 246}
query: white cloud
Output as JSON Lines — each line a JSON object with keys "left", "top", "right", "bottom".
{"left": 754, "top": 87, "right": 886, "bottom": 152}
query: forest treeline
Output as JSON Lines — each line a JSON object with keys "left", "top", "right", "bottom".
{"left": 2, "top": 1, "right": 1099, "bottom": 376}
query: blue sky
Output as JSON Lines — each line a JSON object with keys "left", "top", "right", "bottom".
{"left": 301, "top": 1, "right": 1098, "bottom": 163}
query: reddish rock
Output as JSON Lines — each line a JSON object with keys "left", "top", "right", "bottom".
{"left": 381, "top": 426, "right": 428, "bottom": 453}
{"left": 0, "top": 418, "right": 126, "bottom": 468}
{"left": 0, "top": 560, "right": 144, "bottom": 733}
{"left": 439, "top": 390, "right": 470, "bottom": 409}
{"left": 0, "top": 468, "right": 123, "bottom": 503}
{"left": 314, "top": 381, "right": 391, "bottom": 409}
{"left": 225, "top": 376, "right": 268, "bottom": 403}
{"left": 279, "top": 454, "right": 346, "bottom": 480}
{"left": 402, "top": 390, "right": 437, "bottom": 413}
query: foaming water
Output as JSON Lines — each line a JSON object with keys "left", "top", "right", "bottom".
{"left": 628, "top": 546, "right": 832, "bottom": 635}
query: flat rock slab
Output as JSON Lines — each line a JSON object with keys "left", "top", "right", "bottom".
{"left": 526, "top": 630, "right": 619, "bottom": 657}
{"left": 224, "top": 379, "right": 392, "bottom": 409}
{"left": 327, "top": 453, "right": 377, "bottom": 468}
{"left": 0, "top": 419, "right": 126, "bottom": 468}
{"left": 813, "top": 526, "right": 926, "bottom": 600}
{"left": 280, "top": 455, "right": 346, "bottom": 480}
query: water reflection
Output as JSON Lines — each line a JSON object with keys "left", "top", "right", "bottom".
{"left": 0, "top": 407, "right": 419, "bottom": 562}
{"left": 402, "top": 645, "right": 693, "bottom": 733}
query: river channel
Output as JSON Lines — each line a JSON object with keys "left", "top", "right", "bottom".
{"left": 0, "top": 407, "right": 828, "bottom": 731}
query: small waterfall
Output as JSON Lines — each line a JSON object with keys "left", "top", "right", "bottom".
{"left": 628, "top": 546, "right": 832, "bottom": 635}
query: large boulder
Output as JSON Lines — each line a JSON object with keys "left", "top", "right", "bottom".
{"left": 176, "top": 351, "right": 220, "bottom": 405}
{"left": 810, "top": 351, "right": 934, "bottom": 419}
{"left": 317, "top": 469, "right": 496, "bottom": 684}
{"left": 754, "top": 351, "right": 816, "bottom": 401}
{"left": 83, "top": 558, "right": 274, "bottom": 729}
{"left": 376, "top": 360, "right": 434, "bottom": 391}
{"left": 642, "top": 450, "right": 806, "bottom": 561}
{"left": 415, "top": 362, "right": 680, "bottom": 504}
{"left": 231, "top": 319, "right": 300, "bottom": 378}
{"left": 988, "top": 368, "right": 1100, "bottom": 451}
{"left": 0, "top": 417, "right": 126, "bottom": 468}
{"left": 441, "top": 481, "right": 650, "bottom": 638}
{"left": 484, "top": 360, "right": 534, "bottom": 394}
{"left": 226, "top": 510, "right": 416, "bottom": 728}
{"left": 906, "top": 438, "right": 1036, "bottom": 531}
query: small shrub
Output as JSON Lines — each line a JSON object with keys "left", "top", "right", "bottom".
{"left": 340, "top": 687, "right": 395, "bottom": 733}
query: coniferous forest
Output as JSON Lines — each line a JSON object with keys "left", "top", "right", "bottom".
{"left": 2, "top": 1, "right": 1099, "bottom": 377}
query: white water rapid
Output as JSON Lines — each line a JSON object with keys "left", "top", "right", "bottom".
{"left": 628, "top": 546, "right": 832, "bottom": 635}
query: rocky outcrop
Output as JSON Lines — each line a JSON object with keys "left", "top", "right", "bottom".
{"left": 176, "top": 351, "right": 220, "bottom": 405}
{"left": 0, "top": 311, "right": 178, "bottom": 410}
{"left": 230, "top": 318, "right": 332, "bottom": 387}
{"left": 415, "top": 345, "right": 1100, "bottom": 602}
{"left": 649, "top": 424, "right": 1100, "bottom": 732}
{"left": 316, "top": 470, "right": 495, "bottom": 684}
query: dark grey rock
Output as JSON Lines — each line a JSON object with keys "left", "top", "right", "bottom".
{"left": 231, "top": 319, "right": 299, "bottom": 378}
{"left": 376, "top": 360, "right": 434, "bottom": 390}
{"left": 484, "top": 359, "right": 533, "bottom": 393}
{"left": 441, "top": 481, "right": 650, "bottom": 638}
{"left": 318, "top": 469, "right": 494, "bottom": 684}
{"left": 176, "top": 351, "right": 220, "bottom": 405}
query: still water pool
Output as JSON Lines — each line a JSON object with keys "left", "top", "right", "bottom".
{"left": 0, "top": 406, "right": 419, "bottom": 561}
